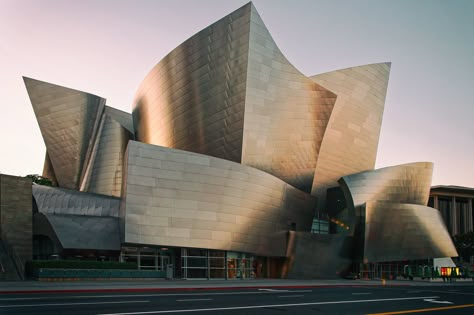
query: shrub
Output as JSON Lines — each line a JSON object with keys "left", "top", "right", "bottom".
{"left": 25, "top": 260, "right": 138, "bottom": 274}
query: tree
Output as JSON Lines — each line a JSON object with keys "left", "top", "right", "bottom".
{"left": 453, "top": 232, "right": 474, "bottom": 262}
{"left": 25, "top": 174, "right": 53, "bottom": 186}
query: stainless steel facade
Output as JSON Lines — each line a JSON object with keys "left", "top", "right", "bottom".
{"left": 24, "top": 77, "right": 105, "bottom": 190}
{"left": 33, "top": 185, "right": 120, "bottom": 217}
{"left": 80, "top": 107, "right": 133, "bottom": 197}
{"left": 364, "top": 201, "right": 458, "bottom": 262}
{"left": 133, "top": 3, "right": 251, "bottom": 165}
{"left": 32, "top": 185, "right": 121, "bottom": 251}
{"left": 339, "top": 163, "right": 457, "bottom": 263}
{"left": 22, "top": 2, "right": 458, "bottom": 278}
{"left": 310, "top": 63, "right": 391, "bottom": 208}
{"left": 25, "top": 78, "right": 132, "bottom": 197}
{"left": 121, "top": 141, "right": 316, "bottom": 257}
{"left": 241, "top": 5, "right": 337, "bottom": 192}
{"left": 340, "top": 162, "right": 434, "bottom": 208}
{"left": 133, "top": 3, "right": 338, "bottom": 193}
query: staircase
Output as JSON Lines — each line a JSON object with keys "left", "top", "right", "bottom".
{"left": 0, "top": 239, "right": 21, "bottom": 281}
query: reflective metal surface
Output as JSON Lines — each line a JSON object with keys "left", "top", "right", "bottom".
{"left": 33, "top": 185, "right": 120, "bottom": 217}
{"left": 42, "top": 151, "right": 58, "bottom": 186}
{"left": 133, "top": 3, "right": 337, "bottom": 192}
{"left": 133, "top": 3, "right": 251, "bottom": 165}
{"left": 26, "top": 77, "right": 132, "bottom": 197}
{"left": 241, "top": 5, "right": 337, "bottom": 192}
{"left": 24, "top": 77, "right": 105, "bottom": 190}
{"left": 364, "top": 201, "right": 458, "bottom": 262}
{"left": 121, "top": 141, "right": 316, "bottom": 257}
{"left": 310, "top": 63, "right": 391, "bottom": 208}
{"left": 340, "top": 162, "right": 433, "bottom": 207}
{"left": 21, "top": 2, "right": 455, "bottom": 277}
{"left": 80, "top": 106, "right": 133, "bottom": 197}
{"left": 338, "top": 163, "right": 457, "bottom": 262}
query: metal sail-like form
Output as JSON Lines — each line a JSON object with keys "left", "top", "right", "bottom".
{"left": 24, "top": 77, "right": 105, "bottom": 190}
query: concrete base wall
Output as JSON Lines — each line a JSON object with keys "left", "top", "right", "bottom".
{"left": 286, "top": 232, "right": 353, "bottom": 279}
{"left": 0, "top": 174, "right": 33, "bottom": 279}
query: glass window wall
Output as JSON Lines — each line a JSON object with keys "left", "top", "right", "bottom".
{"left": 120, "top": 246, "right": 171, "bottom": 271}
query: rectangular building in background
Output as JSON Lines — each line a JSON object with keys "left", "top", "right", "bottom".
{"left": 429, "top": 185, "right": 474, "bottom": 236}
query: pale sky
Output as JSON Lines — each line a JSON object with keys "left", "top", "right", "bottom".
{"left": 0, "top": 0, "right": 473, "bottom": 187}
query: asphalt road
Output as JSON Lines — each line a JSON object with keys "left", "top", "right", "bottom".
{"left": 1, "top": 284, "right": 473, "bottom": 315}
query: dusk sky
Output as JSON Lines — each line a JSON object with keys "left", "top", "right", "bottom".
{"left": 1, "top": 0, "right": 473, "bottom": 187}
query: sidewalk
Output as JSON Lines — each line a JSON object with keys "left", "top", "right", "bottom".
{"left": 0, "top": 278, "right": 472, "bottom": 294}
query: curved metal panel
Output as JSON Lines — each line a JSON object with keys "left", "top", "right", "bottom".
{"left": 32, "top": 185, "right": 120, "bottom": 217}
{"left": 133, "top": 3, "right": 337, "bottom": 192}
{"left": 42, "top": 151, "right": 58, "bottom": 187}
{"left": 80, "top": 107, "right": 132, "bottom": 197}
{"left": 339, "top": 162, "right": 433, "bottom": 207}
{"left": 24, "top": 77, "right": 105, "bottom": 190}
{"left": 104, "top": 106, "right": 134, "bottom": 134}
{"left": 241, "top": 5, "right": 337, "bottom": 192}
{"left": 133, "top": 3, "right": 252, "bottom": 164}
{"left": 364, "top": 201, "right": 458, "bottom": 262}
{"left": 310, "top": 63, "right": 391, "bottom": 208}
{"left": 122, "top": 141, "right": 316, "bottom": 257}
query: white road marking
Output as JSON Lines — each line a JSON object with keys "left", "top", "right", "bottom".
{"left": 258, "top": 289, "right": 289, "bottom": 292}
{"left": 423, "top": 298, "right": 453, "bottom": 304}
{"left": 0, "top": 300, "right": 149, "bottom": 308}
{"left": 419, "top": 289, "right": 474, "bottom": 296}
{"left": 0, "top": 290, "right": 313, "bottom": 301}
{"left": 278, "top": 295, "right": 304, "bottom": 298}
{"left": 96, "top": 296, "right": 440, "bottom": 315}
{"left": 351, "top": 293, "right": 371, "bottom": 295}
{"left": 176, "top": 299, "right": 213, "bottom": 302}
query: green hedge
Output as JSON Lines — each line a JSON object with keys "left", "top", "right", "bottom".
{"left": 35, "top": 269, "right": 166, "bottom": 279}
{"left": 26, "top": 260, "right": 138, "bottom": 272}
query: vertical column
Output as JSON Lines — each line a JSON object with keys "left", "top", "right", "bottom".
{"left": 207, "top": 250, "right": 210, "bottom": 280}
{"left": 138, "top": 248, "right": 141, "bottom": 270}
{"left": 451, "top": 196, "right": 457, "bottom": 236}
{"left": 468, "top": 198, "right": 473, "bottom": 233}
{"left": 434, "top": 195, "right": 439, "bottom": 209}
